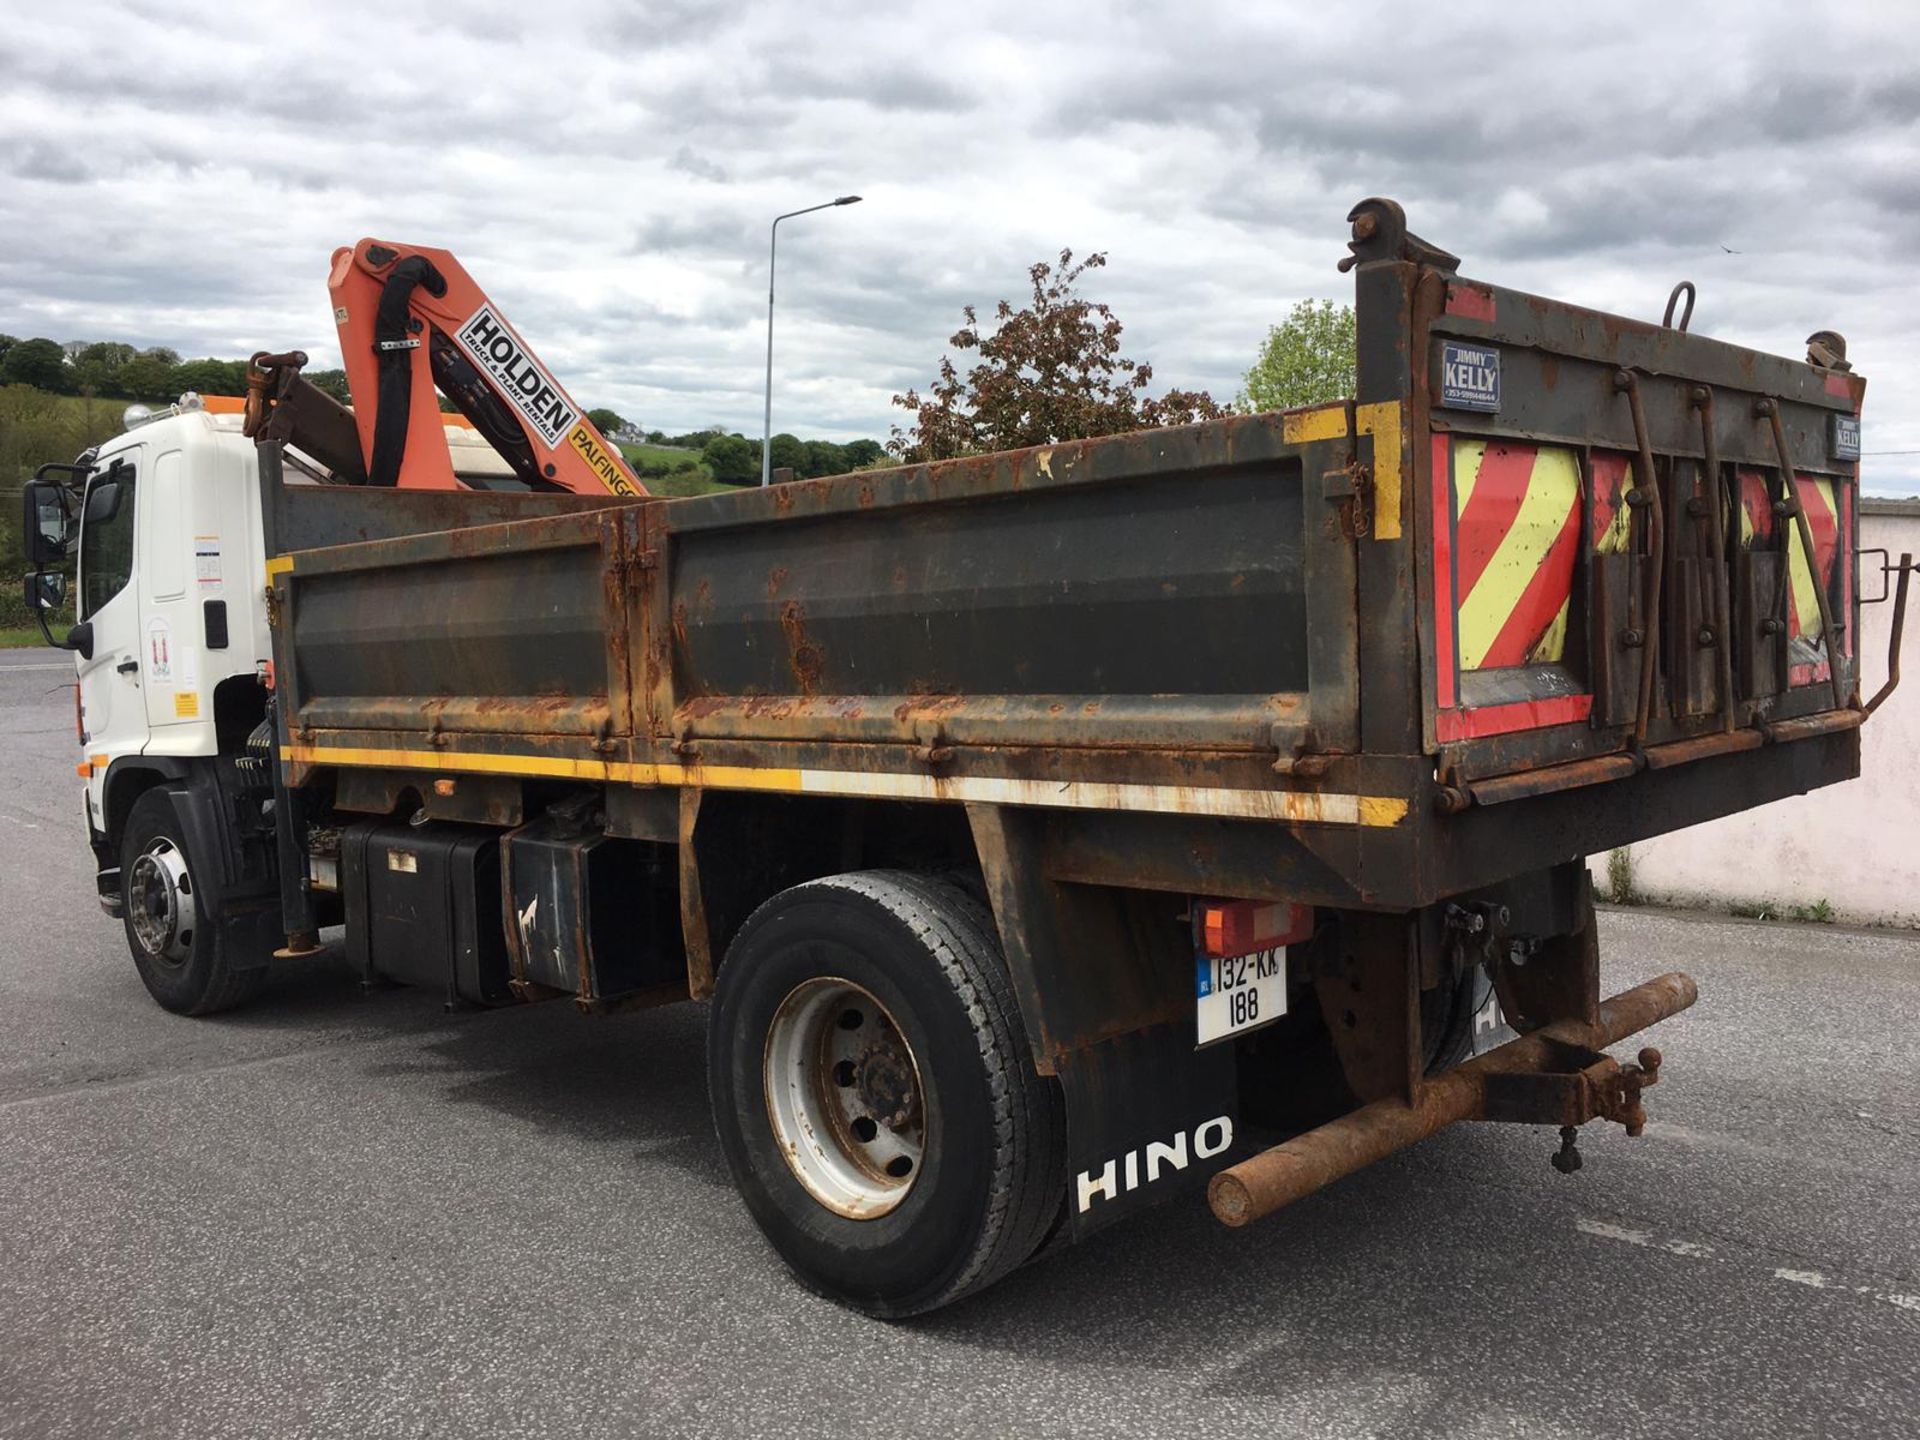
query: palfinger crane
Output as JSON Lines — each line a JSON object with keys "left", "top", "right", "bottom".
{"left": 245, "top": 240, "right": 647, "bottom": 497}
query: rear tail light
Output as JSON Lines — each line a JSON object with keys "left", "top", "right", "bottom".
{"left": 1194, "top": 899, "right": 1313, "bottom": 959}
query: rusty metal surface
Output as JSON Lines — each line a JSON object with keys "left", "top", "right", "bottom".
{"left": 262, "top": 195, "right": 1872, "bottom": 931}
{"left": 1692, "top": 387, "right": 1739, "bottom": 731}
{"left": 1491, "top": 886, "right": 1600, "bottom": 1032}
{"left": 1615, "top": 370, "right": 1668, "bottom": 744}
{"left": 661, "top": 447, "right": 1313, "bottom": 750}
{"left": 1758, "top": 397, "right": 1847, "bottom": 710}
{"left": 968, "top": 802, "right": 1191, "bottom": 1074}
{"left": 267, "top": 470, "right": 625, "bottom": 556}
{"left": 1208, "top": 971, "right": 1697, "bottom": 1227}
{"left": 1864, "top": 553, "right": 1912, "bottom": 718}
{"left": 1312, "top": 913, "right": 1420, "bottom": 1106}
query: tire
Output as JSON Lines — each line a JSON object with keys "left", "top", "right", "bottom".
{"left": 120, "top": 787, "right": 264, "bottom": 1016}
{"left": 708, "top": 870, "right": 1066, "bottom": 1317}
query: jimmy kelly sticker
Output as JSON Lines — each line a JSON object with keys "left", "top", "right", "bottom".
{"left": 455, "top": 305, "right": 579, "bottom": 447}
{"left": 1831, "top": 412, "right": 1861, "bottom": 462}
{"left": 1440, "top": 341, "right": 1501, "bottom": 412}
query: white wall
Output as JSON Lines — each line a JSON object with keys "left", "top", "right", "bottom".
{"left": 1590, "top": 500, "right": 1920, "bottom": 926}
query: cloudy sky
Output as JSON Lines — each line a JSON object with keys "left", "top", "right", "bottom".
{"left": 4, "top": 1, "right": 1918, "bottom": 489}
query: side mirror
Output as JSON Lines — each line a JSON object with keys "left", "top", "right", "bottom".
{"left": 21, "top": 572, "right": 78, "bottom": 653}
{"left": 67, "top": 620, "right": 94, "bottom": 660}
{"left": 21, "top": 480, "right": 73, "bottom": 567}
{"left": 25, "top": 571, "right": 65, "bottom": 611}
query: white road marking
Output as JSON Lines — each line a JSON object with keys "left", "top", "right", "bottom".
{"left": 1576, "top": 1218, "right": 1716, "bottom": 1259}
{"left": 1577, "top": 1217, "right": 1920, "bottom": 1317}
{"left": 0, "top": 662, "right": 74, "bottom": 673}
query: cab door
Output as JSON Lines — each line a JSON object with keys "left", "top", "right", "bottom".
{"left": 74, "top": 452, "right": 146, "bottom": 764}
{"left": 138, "top": 445, "right": 202, "bottom": 735}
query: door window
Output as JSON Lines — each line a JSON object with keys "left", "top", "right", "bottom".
{"left": 79, "top": 462, "right": 136, "bottom": 620}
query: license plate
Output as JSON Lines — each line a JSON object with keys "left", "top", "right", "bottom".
{"left": 1196, "top": 946, "right": 1286, "bottom": 1047}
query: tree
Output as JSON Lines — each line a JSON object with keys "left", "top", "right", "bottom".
{"left": 888, "top": 249, "right": 1223, "bottom": 462}
{"left": 72, "top": 342, "right": 136, "bottom": 396}
{"left": 701, "top": 432, "right": 758, "bottom": 485}
{"left": 843, "top": 438, "right": 884, "bottom": 469}
{"left": 587, "top": 407, "right": 626, "bottom": 436}
{"left": 173, "top": 358, "right": 248, "bottom": 396}
{"left": 1238, "top": 299, "right": 1356, "bottom": 413}
{"left": 768, "top": 432, "right": 805, "bottom": 476}
{"left": 803, "top": 439, "right": 846, "bottom": 478}
{"left": 1, "top": 338, "right": 70, "bottom": 392}
{"left": 119, "top": 350, "right": 178, "bottom": 400}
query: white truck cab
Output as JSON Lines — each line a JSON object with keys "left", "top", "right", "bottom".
{"left": 20, "top": 394, "right": 525, "bottom": 1013}
{"left": 63, "top": 398, "right": 276, "bottom": 841}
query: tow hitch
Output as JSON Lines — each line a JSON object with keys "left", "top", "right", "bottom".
{"left": 1210, "top": 972, "right": 1697, "bottom": 1227}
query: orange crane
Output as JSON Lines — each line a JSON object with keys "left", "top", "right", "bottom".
{"left": 247, "top": 240, "right": 647, "bottom": 496}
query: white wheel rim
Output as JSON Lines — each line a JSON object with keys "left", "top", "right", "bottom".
{"left": 129, "top": 836, "right": 196, "bottom": 966}
{"left": 763, "top": 977, "right": 925, "bottom": 1220}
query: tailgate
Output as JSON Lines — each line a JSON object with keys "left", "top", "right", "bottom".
{"left": 1412, "top": 273, "right": 1864, "bottom": 789}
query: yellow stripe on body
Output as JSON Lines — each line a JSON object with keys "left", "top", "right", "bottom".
{"left": 1281, "top": 407, "right": 1350, "bottom": 444}
{"left": 1455, "top": 446, "right": 1579, "bottom": 670}
{"left": 264, "top": 555, "right": 294, "bottom": 579}
{"left": 1355, "top": 401, "right": 1403, "bottom": 540}
{"left": 280, "top": 744, "right": 1410, "bottom": 827}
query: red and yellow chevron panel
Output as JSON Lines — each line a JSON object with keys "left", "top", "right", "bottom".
{"left": 1449, "top": 439, "right": 1582, "bottom": 671}
{"left": 1735, "top": 467, "right": 1846, "bottom": 683}
{"left": 1589, "top": 452, "right": 1633, "bottom": 556}
{"left": 1430, "top": 436, "right": 1591, "bottom": 739}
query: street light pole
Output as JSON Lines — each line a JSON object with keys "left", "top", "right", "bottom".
{"left": 763, "top": 194, "right": 862, "bottom": 486}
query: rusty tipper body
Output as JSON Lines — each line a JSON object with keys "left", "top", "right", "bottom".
{"left": 32, "top": 199, "right": 1898, "bottom": 1316}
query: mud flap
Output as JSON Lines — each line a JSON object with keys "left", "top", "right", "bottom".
{"left": 1056, "top": 1025, "right": 1238, "bottom": 1239}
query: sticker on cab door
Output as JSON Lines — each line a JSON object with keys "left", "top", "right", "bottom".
{"left": 146, "top": 618, "right": 173, "bottom": 683}
{"left": 194, "top": 536, "right": 222, "bottom": 590}
{"left": 1440, "top": 341, "right": 1501, "bottom": 412}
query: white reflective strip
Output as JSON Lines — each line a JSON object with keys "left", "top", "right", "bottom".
{"left": 794, "top": 767, "right": 1403, "bottom": 825}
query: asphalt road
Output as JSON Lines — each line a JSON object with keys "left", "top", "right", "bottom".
{"left": 2, "top": 648, "right": 1916, "bottom": 1440}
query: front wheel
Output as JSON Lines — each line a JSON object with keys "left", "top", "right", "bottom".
{"left": 120, "top": 787, "right": 263, "bottom": 1016}
{"left": 708, "top": 871, "right": 1065, "bottom": 1317}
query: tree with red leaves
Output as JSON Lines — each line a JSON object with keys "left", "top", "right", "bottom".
{"left": 888, "top": 250, "right": 1223, "bottom": 462}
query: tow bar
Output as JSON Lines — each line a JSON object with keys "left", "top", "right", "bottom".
{"left": 1209, "top": 972, "right": 1698, "bottom": 1227}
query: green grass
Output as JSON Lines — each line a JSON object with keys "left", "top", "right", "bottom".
{"left": 619, "top": 441, "right": 704, "bottom": 469}
{"left": 644, "top": 468, "right": 736, "bottom": 498}
{"left": 0, "top": 626, "right": 50, "bottom": 648}
{"left": 615, "top": 441, "right": 738, "bottom": 498}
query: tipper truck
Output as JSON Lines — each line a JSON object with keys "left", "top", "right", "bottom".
{"left": 20, "top": 198, "right": 1906, "bottom": 1316}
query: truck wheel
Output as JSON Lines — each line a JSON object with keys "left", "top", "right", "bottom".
{"left": 708, "top": 871, "right": 1065, "bottom": 1317}
{"left": 120, "top": 787, "right": 263, "bottom": 1016}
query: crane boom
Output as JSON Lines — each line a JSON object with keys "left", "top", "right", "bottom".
{"left": 327, "top": 240, "right": 646, "bottom": 496}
